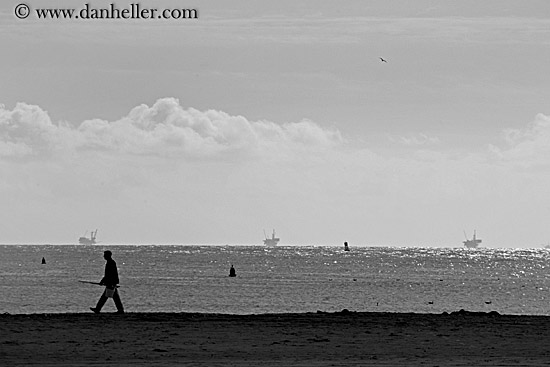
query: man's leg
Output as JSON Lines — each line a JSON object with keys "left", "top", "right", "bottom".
{"left": 90, "top": 290, "right": 108, "bottom": 313}
{"left": 113, "top": 289, "right": 124, "bottom": 313}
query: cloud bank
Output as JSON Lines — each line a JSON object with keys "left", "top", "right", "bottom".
{"left": 0, "top": 98, "right": 343, "bottom": 159}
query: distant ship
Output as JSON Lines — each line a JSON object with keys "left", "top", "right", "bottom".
{"left": 79, "top": 229, "right": 98, "bottom": 245}
{"left": 463, "top": 230, "right": 481, "bottom": 248}
{"left": 263, "top": 229, "right": 280, "bottom": 246}
{"left": 344, "top": 241, "right": 350, "bottom": 251}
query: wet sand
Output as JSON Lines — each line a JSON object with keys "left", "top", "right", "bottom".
{"left": 2, "top": 310, "right": 550, "bottom": 366}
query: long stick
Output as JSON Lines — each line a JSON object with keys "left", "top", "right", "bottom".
{"left": 79, "top": 280, "right": 120, "bottom": 287}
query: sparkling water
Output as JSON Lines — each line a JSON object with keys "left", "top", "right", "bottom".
{"left": 1, "top": 245, "right": 549, "bottom": 315}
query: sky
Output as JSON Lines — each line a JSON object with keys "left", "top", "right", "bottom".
{"left": 1, "top": 0, "right": 550, "bottom": 247}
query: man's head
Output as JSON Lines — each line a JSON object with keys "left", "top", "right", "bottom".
{"left": 103, "top": 250, "right": 112, "bottom": 260}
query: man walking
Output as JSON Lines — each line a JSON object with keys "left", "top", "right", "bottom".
{"left": 90, "top": 250, "right": 124, "bottom": 314}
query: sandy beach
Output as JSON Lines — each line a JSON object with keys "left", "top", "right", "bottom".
{"left": 2, "top": 310, "right": 550, "bottom": 366}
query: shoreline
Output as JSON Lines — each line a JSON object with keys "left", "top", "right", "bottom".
{"left": 3, "top": 310, "right": 550, "bottom": 366}
{"left": 0, "top": 308, "right": 539, "bottom": 316}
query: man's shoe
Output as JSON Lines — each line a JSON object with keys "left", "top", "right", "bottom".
{"left": 90, "top": 307, "right": 100, "bottom": 314}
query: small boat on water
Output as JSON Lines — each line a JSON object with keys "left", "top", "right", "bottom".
{"left": 463, "top": 230, "right": 481, "bottom": 248}
{"left": 79, "top": 229, "right": 98, "bottom": 245}
{"left": 263, "top": 229, "right": 280, "bottom": 246}
{"left": 344, "top": 241, "right": 350, "bottom": 251}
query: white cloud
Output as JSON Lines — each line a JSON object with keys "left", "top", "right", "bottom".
{"left": 489, "top": 113, "right": 550, "bottom": 167}
{"left": 0, "top": 102, "right": 84, "bottom": 157}
{"left": 0, "top": 98, "right": 343, "bottom": 159}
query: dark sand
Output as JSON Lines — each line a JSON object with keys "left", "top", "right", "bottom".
{"left": 2, "top": 310, "right": 550, "bottom": 366}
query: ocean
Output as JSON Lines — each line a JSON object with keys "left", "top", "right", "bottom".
{"left": 1, "top": 245, "right": 549, "bottom": 315}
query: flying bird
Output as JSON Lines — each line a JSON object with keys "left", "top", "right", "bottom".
{"left": 379, "top": 57, "right": 387, "bottom": 63}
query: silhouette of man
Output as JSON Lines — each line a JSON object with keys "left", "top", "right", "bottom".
{"left": 90, "top": 250, "right": 124, "bottom": 314}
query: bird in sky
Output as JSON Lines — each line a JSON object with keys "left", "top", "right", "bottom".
{"left": 379, "top": 57, "right": 387, "bottom": 63}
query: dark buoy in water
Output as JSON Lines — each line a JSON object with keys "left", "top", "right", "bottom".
{"left": 344, "top": 241, "right": 350, "bottom": 251}
{"left": 229, "top": 264, "right": 236, "bottom": 277}
{"left": 41, "top": 257, "right": 46, "bottom": 264}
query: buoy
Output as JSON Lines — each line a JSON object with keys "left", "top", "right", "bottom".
{"left": 229, "top": 265, "right": 236, "bottom": 277}
{"left": 41, "top": 257, "right": 46, "bottom": 264}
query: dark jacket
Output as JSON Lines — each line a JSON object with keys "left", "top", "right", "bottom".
{"left": 100, "top": 259, "right": 120, "bottom": 287}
